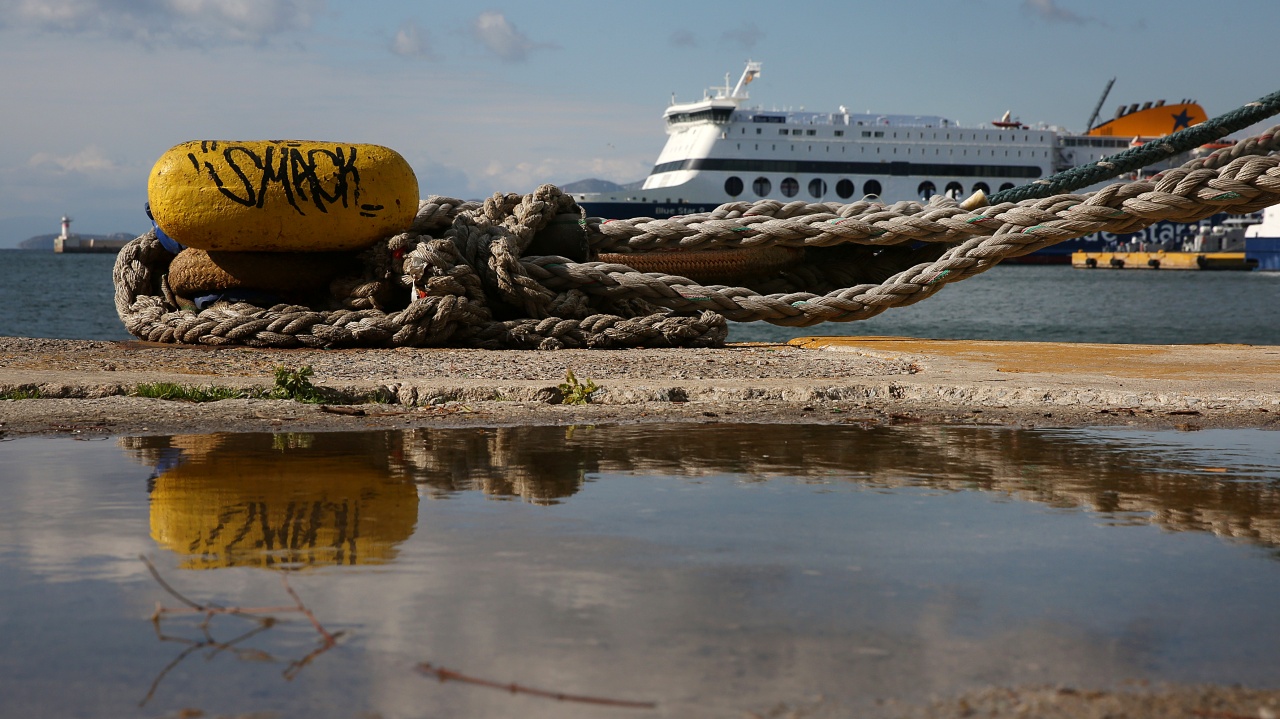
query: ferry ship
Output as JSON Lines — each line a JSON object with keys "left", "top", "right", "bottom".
{"left": 571, "top": 61, "right": 1225, "bottom": 262}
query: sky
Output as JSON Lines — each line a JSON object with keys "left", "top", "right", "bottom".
{"left": 2, "top": 0, "right": 1280, "bottom": 246}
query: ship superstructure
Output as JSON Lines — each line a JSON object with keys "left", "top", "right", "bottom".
{"left": 574, "top": 61, "right": 1204, "bottom": 222}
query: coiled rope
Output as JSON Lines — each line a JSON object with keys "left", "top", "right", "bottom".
{"left": 114, "top": 124, "right": 1280, "bottom": 350}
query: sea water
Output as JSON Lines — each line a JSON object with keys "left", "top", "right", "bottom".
{"left": 0, "top": 424, "right": 1277, "bottom": 718}
{"left": 1, "top": 249, "right": 1277, "bottom": 345}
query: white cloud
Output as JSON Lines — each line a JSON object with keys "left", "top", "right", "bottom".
{"left": 27, "top": 145, "right": 119, "bottom": 174}
{"left": 390, "top": 18, "right": 432, "bottom": 58}
{"left": 472, "top": 11, "right": 550, "bottom": 63}
{"left": 478, "top": 155, "right": 652, "bottom": 197}
{"left": 0, "top": 0, "right": 325, "bottom": 45}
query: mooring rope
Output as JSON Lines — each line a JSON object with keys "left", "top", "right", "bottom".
{"left": 989, "top": 88, "right": 1280, "bottom": 204}
{"left": 114, "top": 125, "right": 1280, "bottom": 349}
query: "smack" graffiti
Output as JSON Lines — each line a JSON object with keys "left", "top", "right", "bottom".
{"left": 186, "top": 141, "right": 384, "bottom": 217}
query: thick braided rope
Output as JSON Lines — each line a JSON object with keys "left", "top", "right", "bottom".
{"left": 113, "top": 194, "right": 728, "bottom": 349}
{"left": 537, "top": 154, "right": 1280, "bottom": 326}
{"left": 114, "top": 133, "right": 1280, "bottom": 347}
{"left": 586, "top": 149, "right": 1280, "bottom": 254}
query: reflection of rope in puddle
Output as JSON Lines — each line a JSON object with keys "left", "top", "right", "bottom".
{"left": 138, "top": 555, "right": 341, "bottom": 707}
{"left": 119, "top": 426, "right": 1280, "bottom": 557}
{"left": 390, "top": 424, "right": 1280, "bottom": 548}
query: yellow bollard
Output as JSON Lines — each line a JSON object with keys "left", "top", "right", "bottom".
{"left": 148, "top": 140, "right": 418, "bottom": 252}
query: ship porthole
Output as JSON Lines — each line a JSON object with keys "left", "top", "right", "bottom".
{"left": 972, "top": 182, "right": 990, "bottom": 195}
{"left": 752, "top": 176, "right": 771, "bottom": 197}
{"left": 944, "top": 181, "right": 964, "bottom": 199}
{"left": 808, "top": 178, "right": 827, "bottom": 198}
{"left": 780, "top": 177, "right": 799, "bottom": 198}
{"left": 917, "top": 181, "right": 936, "bottom": 200}
{"left": 725, "top": 176, "right": 744, "bottom": 197}
{"left": 999, "top": 182, "right": 1015, "bottom": 191}
{"left": 835, "top": 179, "right": 854, "bottom": 199}
{"left": 863, "top": 179, "right": 882, "bottom": 197}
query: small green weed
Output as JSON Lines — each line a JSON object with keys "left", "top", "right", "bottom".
{"left": 1, "top": 386, "right": 40, "bottom": 400}
{"left": 133, "top": 383, "right": 248, "bottom": 402}
{"left": 557, "top": 369, "right": 598, "bottom": 405}
{"left": 270, "top": 365, "right": 326, "bottom": 403}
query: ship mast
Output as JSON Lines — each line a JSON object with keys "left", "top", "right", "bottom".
{"left": 729, "top": 60, "right": 762, "bottom": 100}
{"left": 1084, "top": 77, "right": 1116, "bottom": 132}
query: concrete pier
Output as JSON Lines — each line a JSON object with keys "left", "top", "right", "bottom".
{"left": 1, "top": 335, "right": 1277, "bottom": 436}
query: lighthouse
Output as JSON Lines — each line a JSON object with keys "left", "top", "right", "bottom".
{"left": 54, "top": 215, "right": 73, "bottom": 253}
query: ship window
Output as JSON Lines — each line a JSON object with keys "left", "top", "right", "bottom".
{"left": 834, "top": 130, "right": 844, "bottom": 137}
{"left": 752, "top": 176, "right": 772, "bottom": 197}
{"left": 972, "top": 182, "right": 990, "bottom": 195}
{"left": 918, "top": 181, "right": 936, "bottom": 200}
{"left": 861, "top": 131, "right": 871, "bottom": 137}
{"left": 808, "top": 178, "right": 827, "bottom": 198}
{"left": 874, "top": 131, "right": 884, "bottom": 138}
{"left": 724, "top": 176, "right": 744, "bottom": 197}
{"left": 780, "top": 129, "right": 789, "bottom": 135}
{"left": 835, "top": 179, "right": 855, "bottom": 199}
{"left": 756, "top": 128, "right": 762, "bottom": 134}
{"left": 806, "top": 129, "right": 816, "bottom": 136}
{"left": 944, "top": 181, "right": 964, "bottom": 199}
{"left": 999, "top": 182, "right": 1015, "bottom": 191}
{"left": 781, "top": 177, "right": 799, "bottom": 197}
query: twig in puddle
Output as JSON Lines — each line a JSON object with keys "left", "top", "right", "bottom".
{"left": 139, "top": 555, "right": 341, "bottom": 706}
{"left": 416, "top": 662, "right": 656, "bottom": 709}
{"left": 141, "top": 620, "right": 276, "bottom": 706}
{"left": 280, "top": 573, "right": 337, "bottom": 645}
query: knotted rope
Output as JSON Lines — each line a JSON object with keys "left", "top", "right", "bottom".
{"left": 114, "top": 125, "right": 1280, "bottom": 349}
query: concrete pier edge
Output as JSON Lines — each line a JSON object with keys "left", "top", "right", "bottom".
{"left": 1, "top": 335, "right": 1277, "bottom": 435}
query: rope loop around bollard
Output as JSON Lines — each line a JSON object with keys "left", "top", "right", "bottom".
{"left": 115, "top": 123, "right": 1280, "bottom": 349}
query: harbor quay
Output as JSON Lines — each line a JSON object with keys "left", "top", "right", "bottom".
{"left": 2, "top": 335, "right": 1278, "bottom": 436}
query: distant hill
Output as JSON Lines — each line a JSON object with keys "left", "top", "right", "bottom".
{"left": 18, "top": 232, "right": 136, "bottom": 251}
{"left": 560, "top": 178, "right": 645, "bottom": 193}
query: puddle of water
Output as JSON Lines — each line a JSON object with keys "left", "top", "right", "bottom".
{"left": 0, "top": 424, "right": 1277, "bottom": 718}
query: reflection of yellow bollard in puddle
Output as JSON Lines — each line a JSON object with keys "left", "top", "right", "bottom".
{"left": 147, "top": 434, "right": 418, "bottom": 569}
